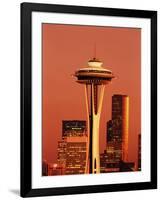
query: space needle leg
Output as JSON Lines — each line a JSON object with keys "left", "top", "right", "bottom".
{"left": 84, "top": 84, "right": 90, "bottom": 174}
{"left": 92, "top": 84, "right": 105, "bottom": 174}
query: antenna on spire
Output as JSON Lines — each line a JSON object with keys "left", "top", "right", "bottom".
{"left": 94, "top": 42, "right": 96, "bottom": 59}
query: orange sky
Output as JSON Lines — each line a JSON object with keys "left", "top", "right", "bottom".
{"left": 42, "top": 24, "right": 141, "bottom": 165}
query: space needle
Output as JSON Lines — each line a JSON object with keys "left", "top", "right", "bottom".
{"left": 74, "top": 57, "right": 114, "bottom": 174}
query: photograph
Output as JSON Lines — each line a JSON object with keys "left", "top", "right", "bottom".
{"left": 42, "top": 24, "right": 141, "bottom": 176}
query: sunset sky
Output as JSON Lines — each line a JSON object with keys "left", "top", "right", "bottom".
{"left": 42, "top": 23, "right": 141, "bottom": 165}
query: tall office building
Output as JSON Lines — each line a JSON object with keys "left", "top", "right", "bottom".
{"left": 106, "top": 120, "right": 113, "bottom": 144}
{"left": 65, "top": 136, "right": 87, "bottom": 175}
{"left": 57, "top": 139, "right": 67, "bottom": 170}
{"left": 57, "top": 120, "right": 88, "bottom": 175}
{"left": 107, "top": 94, "right": 129, "bottom": 161}
{"left": 62, "top": 120, "right": 86, "bottom": 137}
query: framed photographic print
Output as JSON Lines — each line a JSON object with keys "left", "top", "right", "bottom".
{"left": 21, "top": 2, "right": 157, "bottom": 197}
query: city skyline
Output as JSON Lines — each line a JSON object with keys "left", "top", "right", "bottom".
{"left": 42, "top": 112, "right": 140, "bottom": 176}
{"left": 42, "top": 23, "right": 141, "bottom": 166}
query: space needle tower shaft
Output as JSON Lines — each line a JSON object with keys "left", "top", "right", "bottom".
{"left": 74, "top": 58, "right": 114, "bottom": 174}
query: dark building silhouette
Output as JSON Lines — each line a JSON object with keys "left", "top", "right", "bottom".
{"left": 119, "top": 160, "right": 135, "bottom": 172}
{"left": 52, "top": 165, "right": 65, "bottom": 175}
{"left": 42, "top": 160, "right": 48, "bottom": 176}
{"left": 100, "top": 150, "right": 135, "bottom": 173}
{"left": 47, "top": 163, "right": 65, "bottom": 176}
{"left": 106, "top": 120, "right": 113, "bottom": 144}
{"left": 138, "top": 134, "right": 141, "bottom": 171}
{"left": 107, "top": 94, "right": 129, "bottom": 161}
{"left": 100, "top": 94, "right": 134, "bottom": 173}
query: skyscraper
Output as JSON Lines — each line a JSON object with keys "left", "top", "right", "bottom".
{"left": 57, "top": 139, "right": 67, "bottom": 169}
{"left": 65, "top": 136, "right": 87, "bottom": 175}
{"left": 107, "top": 94, "right": 129, "bottom": 161}
{"left": 62, "top": 120, "right": 86, "bottom": 137}
{"left": 106, "top": 120, "right": 113, "bottom": 144}
{"left": 74, "top": 57, "right": 114, "bottom": 174}
{"left": 57, "top": 120, "right": 88, "bottom": 175}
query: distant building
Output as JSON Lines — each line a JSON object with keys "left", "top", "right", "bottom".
{"left": 51, "top": 164, "right": 65, "bottom": 176}
{"left": 119, "top": 161, "right": 135, "bottom": 172}
{"left": 107, "top": 94, "right": 129, "bottom": 161}
{"left": 102, "top": 94, "right": 131, "bottom": 173}
{"left": 65, "top": 136, "right": 87, "bottom": 175}
{"left": 56, "top": 120, "right": 88, "bottom": 175}
{"left": 100, "top": 150, "right": 120, "bottom": 173}
{"left": 47, "top": 163, "right": 55, "bottom": 176}
{"left": 57, "top": 139, "right": 67, "bottom": 171}
{"left": 106, "top": 141, "right": 122, "bottom": 162}
{"left": 62, "top": 120, "right": 87, "bottom": 137}
{"left": 42, "top": 160, "right": 48, "bottom": 176}
{"left": 47, "top": 163, "right": 64, "bottom": 176}
{"left": 100, "top": 142, "right": 123, "bottom": 173}
{"left": 106, "top": 120, "right": 113, "bottom": 144}
{"left": 138, "top": 134, "right": 141, "bottom": 171}
{"left": 100, "top": 150, "right": 135, "bottom": 173}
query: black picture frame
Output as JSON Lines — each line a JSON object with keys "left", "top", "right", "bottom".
{"left": 21, "top": 2, "right": 157, "bottom": 197}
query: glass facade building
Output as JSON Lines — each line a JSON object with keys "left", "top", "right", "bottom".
{"left": 106, "top": 94, "right": 129, "bottom": 161}
{"left": 62, "top": 120, "right": 86, "bottom": 137}
{"left": 57, "top": 120, "right": 87, "bottom": 175}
